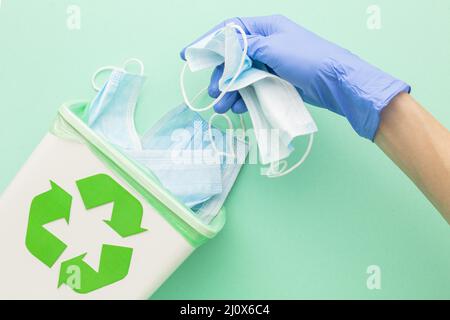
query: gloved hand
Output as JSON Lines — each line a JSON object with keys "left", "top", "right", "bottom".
{"left": 180, "top": 15, "right": 410, "bottom": 141}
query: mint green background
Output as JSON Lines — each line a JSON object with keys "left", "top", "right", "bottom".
{"left": 1, "top": 0, "right": 449, "bottom": 299}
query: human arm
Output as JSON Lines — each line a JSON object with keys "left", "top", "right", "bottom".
{"left": 376, "top": 93, "right": 450, "bottom": 223}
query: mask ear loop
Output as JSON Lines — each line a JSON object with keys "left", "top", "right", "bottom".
{"left": 91, "top": 65, "right": 117, "bottom": 92}
{"left": 208, "top": 113, "right": 238, "bottom": 158}
{"left": 188, "top": 87, "right": 236, "bottom": 158}
{"left": 265, "top": 160, "right": 289, "bottom": 176}
{"left": 265, "top": 133, "right": 315, "bottom": 178}
{"left": 123, "top": 58, "right": 145, "bottom": 75}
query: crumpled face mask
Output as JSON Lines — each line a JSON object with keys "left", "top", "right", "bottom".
{"left": 87, "top": 59, "right": 247, "bottom": 223}
{"left": 181, "top": 24, "right": 318, "bottom": 177}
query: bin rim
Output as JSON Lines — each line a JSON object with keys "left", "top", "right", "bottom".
{"left": 57, "top": 100, "right": 226, "bottom": 241}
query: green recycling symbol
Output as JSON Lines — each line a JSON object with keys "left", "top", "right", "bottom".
{"left": 25, "top": 173, "right": 147, "bottom": 294}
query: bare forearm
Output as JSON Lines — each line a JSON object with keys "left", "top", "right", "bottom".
{"left": 375, "top": 93, "right": 450, "bottom": 223}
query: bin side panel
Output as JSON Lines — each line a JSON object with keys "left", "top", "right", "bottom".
{"left": 0, "top": 134, "right": 194, "bottom": 299}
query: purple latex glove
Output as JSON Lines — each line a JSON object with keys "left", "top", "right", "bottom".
{"left": 180, "top": 15, "right": 410, "bottom": 140}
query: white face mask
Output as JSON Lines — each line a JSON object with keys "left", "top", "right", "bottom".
{"left": 180, "top": 24, "right": 318, "bottom": 178}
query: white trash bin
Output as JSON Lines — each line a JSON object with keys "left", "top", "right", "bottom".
{"left": 0, "top": 101, "right": 228, "bottom": 299}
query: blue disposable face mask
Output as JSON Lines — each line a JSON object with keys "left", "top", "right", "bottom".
{"left": 181, "top": 24, "right": 318, "bottom": 177}
{"left": 87, "top": 59, "right": 247, "bottom": 222}
{"left": 88, "top": 63, "right": 144, "bottom": 151}
{"left": 129, "top": 105, "right": 224, "bottom": 208}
